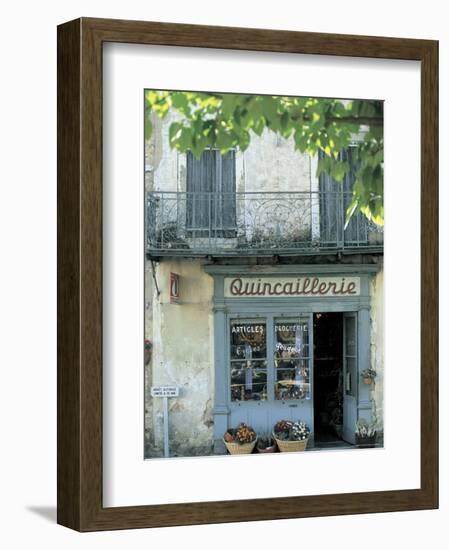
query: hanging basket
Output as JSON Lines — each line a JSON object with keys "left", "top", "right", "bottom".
{"left": 273, "top": 433, "right": 308, "bottom": 452}
{"left": 223, "top": 437, "right": 257, "bottom": 455}
{"left": 363, "top": 377, "right": 374, "bottom": 385}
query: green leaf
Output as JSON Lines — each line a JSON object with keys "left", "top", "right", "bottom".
{"left": 216, "top": 129, "right": 234, "bottom": 152}
{"left": 260, "top": 96, "right": 279, "bottom": 125}
{"left": 171, "top": 93, "right": 190, "bottom": 115}
{"left": 329, "top": 160, "right": 349, "bottom": 182}
{"left": 252, "top": 117, "right": 266, "bottom": 136}
{"left": 176, "top": 126, "right": 192, "bottom": 151}
{"left": 316, "top": 155, "right": 332, "bottom": 177}
{"left": 144, "top": 90, "right": 384, "bottom": 224}
{"left": 144, "top": 111, "right": 153, "bottom": 141}
{"left": 168, "top": 122, "right": 182, "bottom": 144}
{"left": 344, "top": 197, "right": 359, "bottom": 229}
{"left": 280, "top": 111, "right": 289, "bottom": 131}
{"left": 221, "top": 95, "right": 238, "bottom": 119}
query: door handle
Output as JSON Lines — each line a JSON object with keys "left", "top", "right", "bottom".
{"left": 346, "top": 372, "right": 351, "bottom": 393}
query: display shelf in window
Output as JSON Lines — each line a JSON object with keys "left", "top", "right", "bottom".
{"left": 274, "top": 319, "right": 311, "bottom": 400}
{"left": 230, "top": 319, "right": 267, "bottom": 401}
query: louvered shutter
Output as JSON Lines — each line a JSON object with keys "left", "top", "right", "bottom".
{"left": 318, "top": 149, "right": 342, "bottom": 246}
{"left": 214, "top": 150, "right": 236, "bottom": 233}
{"left": 186, "top": 149, "right": 236, "bottom": 236}
{"left": 186, "top": 149, "right": 215, "bottom": 231}
{"left": 319, "top": 147, "right": 367, "bottom": 247}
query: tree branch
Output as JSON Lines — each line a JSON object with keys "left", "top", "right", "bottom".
{"left": 326, "top": 116, "right": 383, "bottom": 126}
{"left": 290, "top": 114, "right": 383, "bottom": 126}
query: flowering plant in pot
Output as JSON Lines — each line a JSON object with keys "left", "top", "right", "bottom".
{"left": 355, "top": 417, "right": 377, "bottom": 448}
{"left": 256, "top": 434, "right": 277, "bottom": 453}
{"left": 223, "top": 423, "right": 257, "bottom": 455}
{"left": 273, "top": 419, "right": 311, "bottom": 452}
{"left": 361, "top": 368, "right": 376, "bottom": 385}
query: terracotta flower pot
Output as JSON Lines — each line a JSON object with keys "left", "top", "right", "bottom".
{"left": 257, "top": 442, "right": 277, "bottom": 453}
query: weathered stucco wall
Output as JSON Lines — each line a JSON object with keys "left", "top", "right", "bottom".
{"left": 144, "top": 259, "right": 215, "bottom": 458}
{"left": 145, "top": 111, "right": 180, "bottom": 193}
{"left": 370, "top": 266, "right": 384, "bottom": 434}
{"left": 242, "top": 131, "right": 312, "bottom": 192}
{"left": 146, "top": 110, "right": 316, "bottom": 194}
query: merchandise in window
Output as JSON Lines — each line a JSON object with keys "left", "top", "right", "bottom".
{"left": 230, "top": 319, "right": 267, "bottom": 401}
{"left": 274, "top": 319, "right": 311, "bottom": 400}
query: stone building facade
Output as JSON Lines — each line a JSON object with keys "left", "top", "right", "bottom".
{"left": 144, "top": 110, "right": 383, "bottom": 458}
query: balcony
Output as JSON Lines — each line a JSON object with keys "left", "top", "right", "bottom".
{"left": 146, "top": 191, "right": 383, "bottom": 258}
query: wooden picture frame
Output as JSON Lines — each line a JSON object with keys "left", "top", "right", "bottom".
{"left": 57, "top": 17, "right": 438, "bottom": 531}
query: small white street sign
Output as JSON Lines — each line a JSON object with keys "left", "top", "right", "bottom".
{"left": 150, "top": 385, "right": 179, "bottom": 458}
{"left": 151, "top": 385, "right": 179, "bottom": 398}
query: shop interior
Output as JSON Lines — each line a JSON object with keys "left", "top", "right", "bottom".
{"left": 313, "top": 312, "right": 349, "bottom": 447}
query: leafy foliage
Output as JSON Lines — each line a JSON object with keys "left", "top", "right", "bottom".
{"left": 145, "top": 91, "right": 383, "bottom": 225}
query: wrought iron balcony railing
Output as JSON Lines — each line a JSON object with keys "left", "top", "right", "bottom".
{"left": 146, "top": 191, "right": 383, "bottom": 257}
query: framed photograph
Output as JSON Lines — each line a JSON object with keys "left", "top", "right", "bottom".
{"left": 57, "top": 17, "right": 438, "bottom": 531}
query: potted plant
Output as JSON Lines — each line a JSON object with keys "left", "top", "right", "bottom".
{"left": 273, "top": 419, "right": 311, "bottom": 452}
{"left": 223, "top": 423, "right": 257, "bottom": 455}
{"left": 256, "top": 435, "right": 277, "bottom": 453}
{"left": 361, "top": 368, "right": 377, "bottom": 385}
{"left": 355, "top": 418, "right": 377, "bottom": 448}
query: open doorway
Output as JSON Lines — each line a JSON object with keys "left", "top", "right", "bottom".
{"left": 313, "top": 312, "right": 346, "bottom": 446}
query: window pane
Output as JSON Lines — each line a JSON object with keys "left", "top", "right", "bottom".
{"left": 230, "top": 319, "right": 267, "bottom": 401}
{"left": 230, "top": 320, "right": 266, "bottom": 359}
{"left": 345, "top": 315, "right": 356, "bottom": 356}
{"left": 274, "top": 319, "right": 310, "bottom": 400}
{"left": 231, "top": 363, "right": 267, "bottom": 401}
{"left": 345, "top": 357, "right": 357, "bottom": 397}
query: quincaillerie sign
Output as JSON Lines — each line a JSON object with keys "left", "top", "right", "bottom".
{"left": 224, "top": 276, "right": 360, "bottom": 298}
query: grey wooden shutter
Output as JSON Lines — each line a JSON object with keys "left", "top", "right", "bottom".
{"left": 341, "top": 148, "right": 367, "bottom": 245}
{"left": 319, "top": 147, "right": 366, "bottom": 247}
{"left": 319, "top": 149, "right": 341, "bottom": 246}
{"left": 186, "top": 149, "right": 216, "bottom": 232}
{"left": 341, "top": 148, "right": 356, "bottom": 244}
{"left": 214, "top": 150, "right": 236, "bottom": 234}
{"left": 186, "top": 149, "right": 236, "bottom": 236}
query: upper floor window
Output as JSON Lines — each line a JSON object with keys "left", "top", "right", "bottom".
{"left": 186, "top": 149, "right": 236, "bottom": 236}
{"left": 319, "top": 146, "right": 368, "bottom": 245}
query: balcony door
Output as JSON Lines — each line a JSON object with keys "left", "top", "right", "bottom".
{"left": 186, "top": 149, "right": 236, "bottom": 237}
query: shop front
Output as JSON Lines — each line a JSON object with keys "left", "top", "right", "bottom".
{"left": 205, "top": 264, "right": 380, "bottom": 453}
